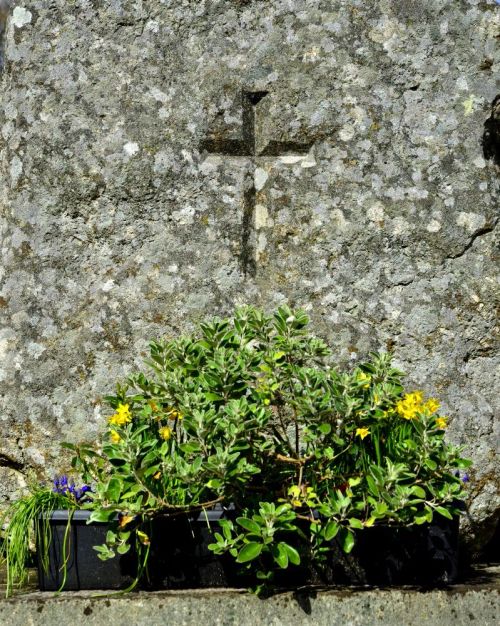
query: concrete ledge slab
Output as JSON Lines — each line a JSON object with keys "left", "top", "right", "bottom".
{"left": 0, "top": 566, "right": 498, "bottom": 626}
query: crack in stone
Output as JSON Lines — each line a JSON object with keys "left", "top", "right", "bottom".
{"left": 447, "top": 218, "right": 499, "bottom": 260}
{"left": 0, "top": 453, "right": 24, "bottom": 472}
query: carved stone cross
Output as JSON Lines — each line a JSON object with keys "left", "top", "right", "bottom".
{"left": 201, "top": 91, "right": 314, "bottom": 276}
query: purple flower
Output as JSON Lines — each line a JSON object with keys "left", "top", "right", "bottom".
{"left": 453, "top": 470, "right": 470, "bottom": 483}
{"left": 52, "top": 475, "right": 92, "bottom": 502}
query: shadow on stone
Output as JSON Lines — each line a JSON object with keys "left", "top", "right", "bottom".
{"left": 483, "top": 95, "right": 500, "bottom": 167}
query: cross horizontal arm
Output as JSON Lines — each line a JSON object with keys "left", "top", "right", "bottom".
{"left": 258, "top": 139, "right": 314, "bottom": 157}
{"left": 200, "top": 138, "right": 252, "bottom": 157}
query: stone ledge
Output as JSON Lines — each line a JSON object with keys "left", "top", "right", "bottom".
{"left": 0, "top": 566, "right": 498, "bottom": 626}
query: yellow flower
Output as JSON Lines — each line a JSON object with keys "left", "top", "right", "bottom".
{"left": 118, "top": 514, "right": 135, "bottom": 528}
{"left": 357, "top": 372, "right": 371, "bottom": 389}
{"left": 356, "top": 427, "right": 370, "bottom": 440}
{"left": 435, "top": 416, "right": 448, "bottom": 430}
{"left": 110, "top": 429, "right": 122, "bottom": 444}
{"left": 395, "top": 391, "right": 424, "bottom": 420}
{"left": 108, "top": 403, "right": 132, "bottom": 426}
{"left": 153, "top": 471, "right": 162, "bottom": 480}
{"left": 424, "top": 398, "right": 440, "bottom": 415}
{"left": 159, "top": 426, "right": 172, "bottom": 440}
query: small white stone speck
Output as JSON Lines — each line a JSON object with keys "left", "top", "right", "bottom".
{"left": 256, "top": 232, "right": 267, "bottom": 259}
{"left": 254, "top": 204, "right": 269, "bottom": 229}
{"left": 149, "top": 87, "right": 169, "bottom": 103}
{"left": 145, "top": 20, "right": 159, "bottom": 34}
{"left": 367, "top": 203, "right": 385, "bottom": 222}
{"left": 12, "top": 7, "right": 32, "bottom": 28}
{"left": 279, "top": 156, "right": 304, "bottom": 165}
{"left": 10, "top": 156, "right": 23, "bottom": 186}
{"left": 339, "top": 125, "right": 355, "bottom": 142}
{"left": 427, "top": 220, "right": 441, "bottom": 233}
{"left": 301, "top": 153, "right": 317, "bottom": 168}
{"left": 254, "top": 168, "right": 268, "bottom": 191}
{"left": 123, "top": 142, "right": 139, "bottom": 157}
{"left": 101, "top": 280, "right": 115, "bottom": 292}
{"left": 27, "top": 342, "right": 46, "bottom": 359}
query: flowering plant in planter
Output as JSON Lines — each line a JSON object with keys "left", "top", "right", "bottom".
{"left": 63, "top": 306, "right": 471, "bottom": 592}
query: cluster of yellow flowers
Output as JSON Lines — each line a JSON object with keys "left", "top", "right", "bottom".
{"left": 354, "top": 391, "right": 448, "bottom": 442}
{"left": 108, "top": 403, "right": 132, "bottom": 426}
{"left": 395, "top": 391, "right": 440, "bottom": 421}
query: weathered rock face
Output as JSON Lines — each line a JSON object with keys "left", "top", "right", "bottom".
{"left": 0, "top": 0, "right": 498, "bottom": 553}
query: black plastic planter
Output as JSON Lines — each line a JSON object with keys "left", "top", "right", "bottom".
{"left": 37, "top": 509, "right": 459, "bottom": 591}
{"left": 325, "top": 514, "right": 460, "bottom": 586}
{"left": 36, "top": 508, "right": 238, "bottom": 591}
{"left": 37, "top": 510, "right": 137, "bottom": 591}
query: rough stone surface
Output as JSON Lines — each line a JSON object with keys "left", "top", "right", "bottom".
{"left": 0, "top": 1, "right": 498, "bottom": 552}
{"left": 0, "top": 581, "right": 499, "bottom": 626}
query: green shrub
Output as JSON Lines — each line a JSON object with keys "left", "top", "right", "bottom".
{"left": 66, "top": 306, "right": 470, "bottom": 590}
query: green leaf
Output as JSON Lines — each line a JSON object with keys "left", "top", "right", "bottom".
{"left": 435, "top": 506, "right": 453, "bottom": 520}
{"left": 106, "top": 530, "right": 116, "bottom": 544}
{"left": 274, "top": 543, "right": 288, "bottom": 569}
{"left": 348, "top": 518, "right": 364, "bottom": 530}
{"left": 366, "top": 475, "right": 379, "bottom": 496}
{"left": 117, "top": 543, "right": 131, "bottom": 554}
{"left": 374, "top": 502, "right": 388, "bottom": 517}
{"left": 205, "top": 392, "right": 224, "bottom": 402}
{"left": 206, "top": 479, "right": 223, "bottom": 489}
{"left": 323, "top": 520, "right": 340, "bottom": 541}
{"left": 318, "top": 423, "right": 331, "bottom": 435}
{"left": 283, "top": 543, "right": 300, "bottom": 565}
{"left": 340, "top": 528, "right": 355, "bottom": 554}
{"left": 88, "top": 509, "right": 115, "bottom": 523}
{"left": 411, "top": 486, "right": 426, "bottom": 499}
{"left": 424, "top": 458, "right": 437, "bottom": 471}
{"left": 106, "top": 478, "right": 121, "bottom": 501}
{"left": 60, "top": 442, "right": 76, "bottom": 451}
{"left": 236, "top": 542, "right": 263, "bottom": 563}
{"left": 236, "top": 517, "right": 261, "bottom": 534}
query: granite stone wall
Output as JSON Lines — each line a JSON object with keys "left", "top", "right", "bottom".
{"left": 0, "top": 0, "right": 498, "bottom": 553}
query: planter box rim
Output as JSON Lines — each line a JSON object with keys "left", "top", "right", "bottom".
{"left": 41, "top": 506, "right": 230, "bottom": 522}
